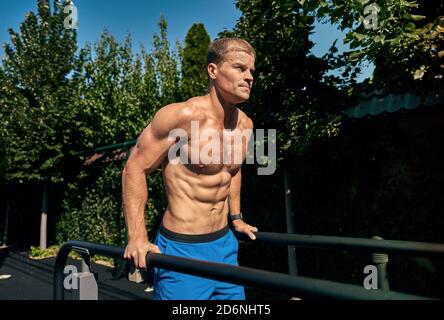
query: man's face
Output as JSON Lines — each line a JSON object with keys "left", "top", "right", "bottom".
{"left": 213, "top": 50, "right": 255, "bottom": 104}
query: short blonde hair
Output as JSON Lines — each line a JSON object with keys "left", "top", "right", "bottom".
{"left": 207, "top": 38, "right": 256, "bottom": 66}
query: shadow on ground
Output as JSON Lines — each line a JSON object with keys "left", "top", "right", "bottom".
{"left": 0, "top": 248, "right": 153, "bottom": 300}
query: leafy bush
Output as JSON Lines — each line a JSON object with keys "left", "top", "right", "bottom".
{"left": 56, "top": 161, "right": 166, "bottom": 246}
{"left": 30, "top": 245, "right": 60, "bottom": 259}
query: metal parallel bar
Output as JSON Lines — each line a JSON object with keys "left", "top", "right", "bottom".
{"left": 54, "top": 241, "right": 124, "bottom": 300}
{"left": 53, "top": 240, "right": 433, "bottom": 300}
{"left": 92, "top": 140, "right": 136, "bottom": 154}
{"left": 75, "top": 140, "right": 137, "bottom": 156}
{"left": 147, "top": 252, "right": 429, "bottom": 300}
{"left": 250, "top": 232, "right": 444, "bottom": 258}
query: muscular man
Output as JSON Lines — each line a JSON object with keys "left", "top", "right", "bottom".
{"left": 122, "top": 38, "right": 258, "bottom": 300}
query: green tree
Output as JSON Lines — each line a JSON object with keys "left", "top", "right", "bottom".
{"left": 0, "top": 0, "right": 79, "bottom": 248}
{"left": 74, "top": 31, "right": 157, "bottom": 150}
{"left": 222, "top": 0, "right": 349, "bottom": 159}
{"left": 57, "top": 28, "right": 167, "bottom": 246}
{"left": 314, "top": 0, "right": 444, "bottom": 92}
{"left": 152, "top": 15, "right": 181, "bottom": 105}
{"left": 0, "top": 67, "right": 8, "bottom": 186}
{"left": 181, "top": 23, "right": 211, "bottom": 100}
{"left": 1, "top": 0, "right": 78, "bottom": 183}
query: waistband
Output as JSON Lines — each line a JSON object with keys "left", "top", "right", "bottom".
{"left": 159, "top": 223, "right": 230, "bottom": 243}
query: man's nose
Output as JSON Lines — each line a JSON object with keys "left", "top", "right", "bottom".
{"left": 244, "top": 70, "right": 254, "bottom": 83}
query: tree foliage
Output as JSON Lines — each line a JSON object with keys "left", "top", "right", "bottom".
{"left": 73, "top": 31, "right": 158, "bottom": 151}
{"left": 180, "top": 23, "right": 211, "bottom": 100}
{"left": 152, "top": 15, "right": 181, "bottom": 105}
{"left": 221, "top": 0, "right": 350, "bottom": 159}
{"left": 1, "top": 0, "right": 78, "bottom": 183}
{"left": 0, "top": 2, "right": 182, "bottom": 245}
{"left": 56, "top": 18, "right": 179, "bottom": 244}
{"left": 313, "top": 0, "right": 444, "bottom": 92}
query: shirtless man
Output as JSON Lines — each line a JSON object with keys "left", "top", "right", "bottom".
{"left": 122, "top": 38, "right": 258, "bottom": 300}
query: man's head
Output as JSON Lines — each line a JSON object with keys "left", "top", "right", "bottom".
{"left": 207, "top": 38, "right": 256, "bottom": 67}
{"left": 207, "top": 38, "right": 256, "bottom": 104}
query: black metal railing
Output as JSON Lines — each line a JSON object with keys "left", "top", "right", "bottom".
{"left": 240, "top": 232, "right": 444, "bottom": 258}
{"left": 54, "top": 233, "right": 443, "bottom": 300}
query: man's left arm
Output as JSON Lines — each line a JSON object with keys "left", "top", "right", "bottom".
{"left": 228, "top": 167, "right": 258, "bottom": 240}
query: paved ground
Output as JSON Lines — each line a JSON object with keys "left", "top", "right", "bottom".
{"left": 0, "top": 247, "right": 153, "bottom": 300}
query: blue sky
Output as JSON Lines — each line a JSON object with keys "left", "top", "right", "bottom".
{"left": 0, "top": 0, "right": 373, "bottom": 81}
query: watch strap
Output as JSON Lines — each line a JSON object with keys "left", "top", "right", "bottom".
{"left": 229, "top": 213, "right": 243, "bottom": 221}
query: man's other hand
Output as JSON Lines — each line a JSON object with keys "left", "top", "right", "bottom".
{"left": 232, "top": 220, "right": 258, "bottom": 240}
{"left": 124, "top": 240, "right": 161, "bottom": 269}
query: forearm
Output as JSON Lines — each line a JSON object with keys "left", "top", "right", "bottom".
{"left": 228, "top": 168, "right": 257, "bottom": 240}
{"left": 228, "top": 169, "right": 241, "bottom": 214}
{"left": 122, "top": 166, "right": 149, "bottom": 242}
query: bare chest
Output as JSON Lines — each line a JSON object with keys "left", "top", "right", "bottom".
{"left": 180, "top": 125, "right": 249, "bottom": 175}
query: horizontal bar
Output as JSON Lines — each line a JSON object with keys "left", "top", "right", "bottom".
{"left": 54, "top": 240, "right": 433, "bottom": 300}
{"left": 236, "top": 232, "right": 444, "bottom": 258}
{"left": 147, "top": 252, "right": 430, "bottom": 300}
{"left": 75, "top": 140, "right": 136, "bottom": 156}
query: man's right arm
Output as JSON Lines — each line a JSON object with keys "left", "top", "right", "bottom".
{"left": 122, "top": 104, "right": 189, "bottom": 268}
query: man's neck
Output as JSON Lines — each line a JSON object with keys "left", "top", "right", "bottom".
{"left": 208, "top": 87, "right": 237, "bottom": 129}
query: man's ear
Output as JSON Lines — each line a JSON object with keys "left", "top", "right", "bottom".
{"left": 208, "top": 63, "right": 217, "bottom": 80}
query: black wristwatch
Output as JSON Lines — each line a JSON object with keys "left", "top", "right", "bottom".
{"left": 229, "top": 213, "right": 243, "bottom": 221}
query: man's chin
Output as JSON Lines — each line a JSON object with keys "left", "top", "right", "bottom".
{"left": 235, "top": 93, "right": 250, "bottom": 103}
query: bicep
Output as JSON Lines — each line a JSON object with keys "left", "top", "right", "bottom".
{"left": 125, "top": 118, "right": 175, "bottom": 175}
{"left": 230, "top": 167, "right": 242, "bottom": 185}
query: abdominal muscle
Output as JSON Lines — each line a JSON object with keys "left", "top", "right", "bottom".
{"left": 160, "top": 159, "right": 234, "bottom": 235}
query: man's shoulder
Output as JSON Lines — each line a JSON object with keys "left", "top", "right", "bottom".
{"left": 158, "top": 98, "right": 207, "bottom": 121}
{"left": 154, "top": 99, "right": 206, "bottom": 129}
{"left": 237, "top": 108, "right": 254, "bottom": 130}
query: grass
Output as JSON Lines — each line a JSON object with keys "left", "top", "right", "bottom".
{"left": 29, "top": 245, "right": 115, "bottom": 267}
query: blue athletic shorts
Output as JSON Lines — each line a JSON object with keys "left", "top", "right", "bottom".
{"left": 152, "top": 223, "right": 245, "bottom": 300}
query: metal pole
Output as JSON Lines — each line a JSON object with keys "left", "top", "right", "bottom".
{"left": 54, "top": 240, "right": 434, "bottom": 300}
{"left": 80, "top": 252, "right": 91, "bottom": 273}
{"left": 249, "top": 232, "right": 444, "bottom": 258}
{"left": 2, "top": 200, "right": 10, "bottom": 246}
{"left": 147, "top": 252, "right": 425, "bottom": 300}
{"left": 284, "top": 169, "right": 297, "bottom": 276}
{"left": 39, "top": 182, "right": 48, "bottom": 249}
{"left": 75, "top": 140, "right": 137, "bottom": 156}
{"left": 78, "top": 252, "right": 98, "bottom": 300}
{"left": 372, "top": 236, "right": 390, "bottom": 291}
{"left": 54, "top": 241, "right": 124, "bottom": 300}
